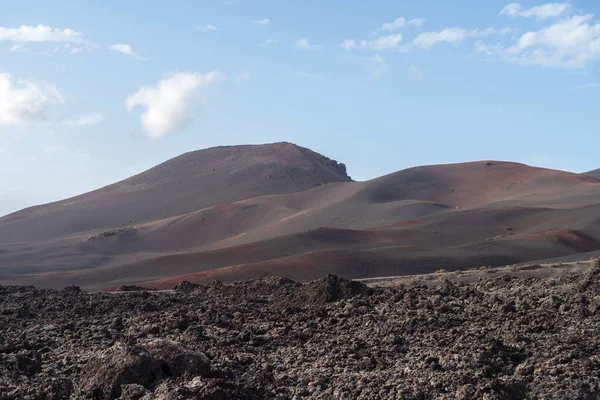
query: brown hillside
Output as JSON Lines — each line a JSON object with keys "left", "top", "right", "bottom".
{"left": 2, "top": 145, "right": 600, "bottom": 290}
{"left": 0, "top": 142, "right": 351, "bottom": 243}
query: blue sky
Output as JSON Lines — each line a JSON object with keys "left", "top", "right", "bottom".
{"left": 1, "top": 0, "right": 599, "bottom": 216}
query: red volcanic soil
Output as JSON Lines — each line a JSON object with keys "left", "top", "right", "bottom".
{"left": 140, "top": 250, "right": 334, "bottom": 289}
{"left": 358, "top": 161, "right": 600, "bottom": 208}
{"left": 2, "top": 143, "right": 600, "bottom": 290}
{"left": 520, "top": 230, "right": 600, "bottom": 253}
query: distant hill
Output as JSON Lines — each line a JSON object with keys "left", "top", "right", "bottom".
{"left": 2, "top": 144, "right": 600, "bottom": 290}
{"left": 583, "top": 169, "right": 600, "bottom": 180}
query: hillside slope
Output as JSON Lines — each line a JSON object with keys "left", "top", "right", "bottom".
{"left": 2, "top": 145, "right": 600, "bottom": 289}
{"left": 0, "top": 142, "right": 351, "bottom": 243}
{"left": 583, "top": 169, "right": 600, "bottom": 180}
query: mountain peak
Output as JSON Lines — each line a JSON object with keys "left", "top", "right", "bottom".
{"left": 0, "top": 142, "right": 351, "bottom": 243}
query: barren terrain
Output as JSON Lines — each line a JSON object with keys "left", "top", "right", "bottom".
{"left": 2, "top": 261, "right": 600, "bottom": 399}
{"left": 2, "top": 142, "right": 600, "bottom": 290}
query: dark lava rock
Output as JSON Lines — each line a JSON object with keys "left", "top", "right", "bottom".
{"left": 62, "top": 285, "right": 82, "bottom": 294}
{"left": 118, "top": 384, "right": 150, "bottom": 400}
{"left": 274, "top": 274, "right": 372, "bottom": 309}
{"left": 2, "top": 273, "right": 600, "bottom": 399}
{"left": 141, "top": 339, "right": 211, "bottom": 377}
{"left": 79, "top": 344, "right": 164, "bottom": 399}
{"left": 173, "top": 281, "right": 201, "bottom": 293}
{"left": 79, "top": 340, "right": 209, "bottom": 399}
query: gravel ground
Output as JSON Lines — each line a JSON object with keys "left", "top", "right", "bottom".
{"left": 1, "top": 266, "right": 600, "bottom": 399}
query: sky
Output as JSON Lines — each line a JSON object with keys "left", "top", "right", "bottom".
{"left": 1, "top": 0, "right": 600, "bottom": 216}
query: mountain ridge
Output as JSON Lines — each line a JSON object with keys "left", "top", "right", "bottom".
{"left": 2, "top": 142, "right": 600, "bottom": 289}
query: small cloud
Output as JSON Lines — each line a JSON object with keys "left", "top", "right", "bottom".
{"left": 234, "top": 72, "right": 251, "bottom": 83}
{"left": 295, "top": 38, "right": 323, "bottom": 50}
{"left": 252, "top": 19, "right": 270, "bottom": 26}
{"left": 63, "top": 43, "right": 91, "bottom": 55}
{"left": 110, "top": 43, "right": 146, "bottom": 60}
{"left": 195, "top": 24, "right": 219, "bottom": 32}
{"left": 125, "top": 71, "right": 221, "bottom": 139}
{"left": 414, "top": 27, "right": 510, "bottom": 49}
{"left": 0, "top": 73, "right": 62, "bottom": 127}
{"left": 381, "top": 17, "right": 425, "bottom": 31}
{"left": 69, "top": 46, "right": 91, "bottom": 55}
{"left": 478, "top": 15, "right": 600, "bottom": 68}
{"left": 408, "top": 66, "right": 423, "bottom": 80}
{"left": 474, "top": 40, "right": 504, "bottom": 57}
{"left": 341, "top": 39, "right": 357, "bottom": 50}
{"left": 8, "top": 44, "right": 25, "bottom": 52}
{"left": 63, "top": 114, "right": 103, "bottom": 127}
{"left": 369, "top": 34, "right": 403, "bottom": 51}
{"left": 0, "top": 24, "right": 85, "bottom": 43}
{"left": 499, "top": 2, "right": 569, "bottom": 20}
{"left": 340, "top": 33, "right": 402, "bottom": 51}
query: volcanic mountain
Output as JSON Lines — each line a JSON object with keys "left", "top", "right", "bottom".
{"left": 584, "top": 169, "right": 600, "bottom": 180}
{"left": 0, "top": 142, "right": 351, "bottom": 243}
{"left": 2, "top": 142, "right": 600, "bottom": 290}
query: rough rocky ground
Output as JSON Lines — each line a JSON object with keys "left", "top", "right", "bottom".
{"left": 2, "top": 265, "right": 600, "bottom": 399}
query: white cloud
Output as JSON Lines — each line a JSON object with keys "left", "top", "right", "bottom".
{"left": 474, "top": 40, "right": 504, "bottom": 57}
{"left": 0, "top": 24, "right": 84, "bottom": 43}
{"left": 252, "top": 19, "right": 269, "bottom": 26}
{"left": 295, "top": 38, "right": 310, "bottom": 49}
{"left": 368, "top": 54, "right": 388, "bottom": 80}
{"left": 295, "top": 38, "right": 322, "bottom": 50}
{"left": 341, "top": 39, "right": 357, "bottom": 50}
{"left": 8, "top": 44, "right": 25, "bottom": 52}
{"left": 63, "top": 114, "right": 103, "bottom": 127}
{"left": 478, "top": 15, "right": 600, "bottom": 67}
{"left": 110, "top": 44, "right": 146, "bottom": 60}
{"left": 0, "top": 73, "right": 62, "bottom": 127}
{"left": 125, "top": 71, "right": 221, "bottom": 139}
{"left": 381, "top": 17, "right": 425, "bottom": 31}
{"left": 63, "top": 43, "right": 92, "bottom": 56}
{"left": 340, "top": 33, "right": 402, "bottom": 51}
{"left": 196, "top": 24, "right": 219, "bottom": 32}
{"left": 369, "top": 34, "right": 403, "bottom": 50}
{"left": 499, "top": 2, "right": 569, "bottom": 20}
{"left": 408, "top": 66, "right": 423, "bottom": 80}
{"left": 508, "top": 15, "right": 600, "bottom": 67}
{"left": 70, "top": 47, "right": 85, "bottom": 55}
{"left": 414, "top": 27, "right": 510, "bottom": 48}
